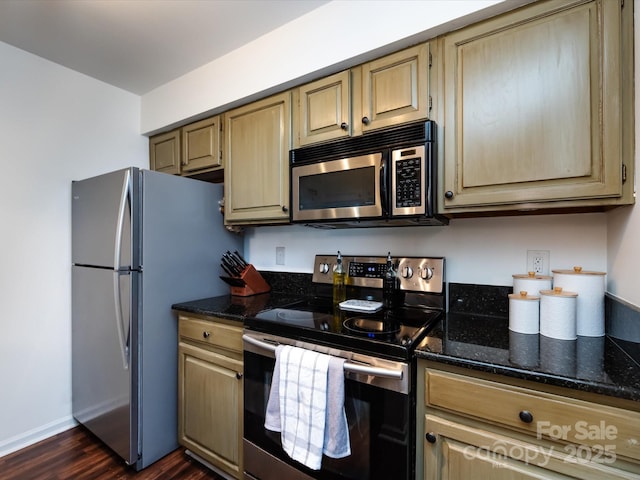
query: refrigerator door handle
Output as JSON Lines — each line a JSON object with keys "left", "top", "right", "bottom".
{"left": 114, "top": 169, "right": 131, "bottom": 270}
{"left": 113, "top": 271, "right": 130, "bottom": 370}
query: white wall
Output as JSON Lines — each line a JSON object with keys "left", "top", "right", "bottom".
{"left": 141, "top": 0, "right": 527, "bottom": 134}
{"left": 606, "top": 1, "right": 640, "bottom": 306}
{"left": 0, "top": 41, "right": 147, "bottom": 455}
{"left": 245, "top": 213, "right": 608, "bottom": 287}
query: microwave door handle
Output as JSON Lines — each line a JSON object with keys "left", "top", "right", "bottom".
{"left": 380, "top": 154, "right": 389, "bottom": 215}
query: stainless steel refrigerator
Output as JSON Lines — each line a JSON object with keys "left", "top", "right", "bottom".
{"left": 71, "top": 167, "right": 242, "bottom": 470}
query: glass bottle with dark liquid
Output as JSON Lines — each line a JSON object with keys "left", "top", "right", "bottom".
{"left": 383, "top": 251, "right": 402, "bottom": 309}
{"left": 333, "top": 250, "right": 346, "bottom": 306}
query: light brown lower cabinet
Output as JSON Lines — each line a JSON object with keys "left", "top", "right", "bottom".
{"left": 178, "top": 314, "right": 243, "bottom": 479}
{"left": 417, "top": 361, "right": 640, "bottom": 480}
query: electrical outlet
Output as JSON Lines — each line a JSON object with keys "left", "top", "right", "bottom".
{"left": 527, "top": 250, "right": 550, "bottom": 275}
{"left": 275, "top": 246, "right": 285, "bottom": 265}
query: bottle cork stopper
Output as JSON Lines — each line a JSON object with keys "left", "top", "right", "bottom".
{"left": 573, "top": 266, "right": 583, "bottom": 273}
{"left": 527, "top": 271, "right": 535, "bottom": 277}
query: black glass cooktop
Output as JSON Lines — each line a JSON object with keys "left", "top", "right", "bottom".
{"left": 244, "top": 297, "right": 442, "bottom": 361}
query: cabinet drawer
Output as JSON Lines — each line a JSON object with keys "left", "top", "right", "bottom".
{"left": 425, "top": 369, "right": 640, "bottom": 462}
{"left": 179, "top": 315, "right": 243, "bottom": 353}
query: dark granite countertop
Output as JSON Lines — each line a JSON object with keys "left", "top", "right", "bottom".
{"left": 172, "top": 278, "right": 640, "bottom": 404}
{"left": 415, "top": 313, "right": 640, "bottom": 402}
{"left": 171, "top": 292, "right": 305, "bottom": 322}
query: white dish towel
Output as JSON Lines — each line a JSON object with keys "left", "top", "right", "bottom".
{"left": 264, "top": 345, "right": 351, "bottom": 470}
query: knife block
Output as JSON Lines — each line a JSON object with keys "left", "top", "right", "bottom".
{"left": 231, "top": 264, "right": 271, "bottom": 297}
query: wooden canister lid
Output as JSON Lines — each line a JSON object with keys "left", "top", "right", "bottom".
{"left": 539, "top": 286, "right": 578, "bottom": 297}
{"left": 552, "top": 266, "right": 605, "bottom": 276}
{"left": 508, "top": 290, "right": 539, "bottom": 301}
{"left": 512, "top": 271, "right": 552, "bottom": 280}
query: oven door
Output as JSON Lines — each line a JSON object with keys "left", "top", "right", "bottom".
{"left": 291, "top": 153, "right": 386, "bottom": 223}
{"left": 243, "top": 332, "right": 413, "bottom": 480}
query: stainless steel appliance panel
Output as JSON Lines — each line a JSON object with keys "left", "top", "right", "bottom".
{"left": 72, "top": 168, "right": 243, "bottom": 470}
{"left": 289, "top": 121, "right": 447, "bottom": 228}
{"left": 71, "top": 168, "right": 135, "bottom": 269}
{"left": 292, "top": 152, "right": 383, "bottom": 222}
{"left": 72, "top": 265, "right": 136, "bottom": 464}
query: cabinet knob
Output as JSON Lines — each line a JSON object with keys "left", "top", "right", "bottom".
{"left": 362, "top": 116, "right": 370, "bottom": 125}
{"left": 340, "top": 122, "right": 348, "bottom": 131}
{"left": 519, "top": 410, "right": 534, "bottom": 423}
{"left": 444, "top": 191, "right": 454, "bottom": 199}
{"left": 236, "top": 372, "right": 243, "bottom": 380}
{"left": 425, "top": 432, "right": 437, "bottom": 444}
{"left": 282, "top": 205, "right": 288, "bottom": 213}
{"left": 202, "top": 331, "right": 211, "bottom": 339}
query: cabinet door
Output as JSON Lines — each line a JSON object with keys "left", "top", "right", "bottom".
{"left": 440, "top": 0, "right": 631, "bottom": 212}
{"left": 149, "top": 129, "right": 180, "bottom": 175}
{"left": 361, "top": 43, "right": 430, "bottom": 132}
{"left": 424, "top": 415, "right": 633, "bottom": 480}
{"left": 296, "top": 70, "right": 352, "bottom": 146}
{"left": 179, "top": 342, "right": 243, "bottom": 478}
{"left": 182, "top": 116, "right": 222, "bottom": 173}
{"left": 224, "top": 92, "right": 291, "bottom": 224}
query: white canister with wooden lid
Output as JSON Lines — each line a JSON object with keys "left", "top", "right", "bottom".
{"left": 513, "top": 272, "right": 552, "bottom": 296}
{"left": 508, "top": 291, "right": 540, "bottom": 334}
{"left": 540, "top": 287, "right": 578, "bottom": 340}
{"left": 552, "top": 266, "right": 605, "bottom": 337}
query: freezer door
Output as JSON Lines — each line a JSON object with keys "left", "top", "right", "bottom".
{"left": 72, "top": 265, "right": 138, "bottom": 465}
{"left": 72, "top": 167, "right": 138, "bottom": 269}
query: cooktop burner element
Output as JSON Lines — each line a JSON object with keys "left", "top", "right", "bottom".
{"left": 343, "top": 317, "right": 401, "bottom": 336}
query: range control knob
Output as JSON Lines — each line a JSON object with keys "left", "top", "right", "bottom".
{"left": 420, "top": 267, "right": 434, "bottom": 280}
{"left": 401, "top": 266, "right": 414, "bottom": 279}
{"left": 318, "top": 263, "right": 330, "bottom": 274}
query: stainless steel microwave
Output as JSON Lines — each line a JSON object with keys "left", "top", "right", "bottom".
{"left": 289, "top": 121, "right": 448, "bottom": 228}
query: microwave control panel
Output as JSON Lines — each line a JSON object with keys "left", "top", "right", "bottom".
{"left": 391, "top": 145, "right": 426, "bottom": 215}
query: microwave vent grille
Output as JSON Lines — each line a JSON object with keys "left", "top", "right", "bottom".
{"left": 290, "top": 120, "right": 435, "bottom": 165}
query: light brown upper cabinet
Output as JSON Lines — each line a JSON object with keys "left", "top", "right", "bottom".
{"left": 181, "top": 116, "right": 222, "bottom": 174}
{"left": 149, "top": 115, "right": 223, "bottom": 177}
{"left": 437, "top": 0, "right": 634, "bottom": 214}
{"left": 294, "top": 43, "right": 431, "bottom": 147}
{"left": 149, "top": 129, "right": 181, "bottom": 175}
{"left": 361, "top": 42, "right": 430, "bottom": 133}
{"left": 224, "top": 92, "right": 292, "bottom": 225}
{"left": 294, "top": 70, "right": 354, "bottom": 146}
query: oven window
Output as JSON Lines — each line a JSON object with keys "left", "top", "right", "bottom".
{"left": 244, "top": 350, "right": 411, "bottom": 480}
{"left": 299, "top": 166, "right": 376, "bottom": 211}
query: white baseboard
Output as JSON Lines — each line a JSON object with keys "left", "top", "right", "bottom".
{"left": 0, "top": 416, "right": 78, "bottom": 458}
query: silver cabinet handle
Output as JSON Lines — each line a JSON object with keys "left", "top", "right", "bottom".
{"left": 242, "top": 334, "right": 402, "bottom": 380}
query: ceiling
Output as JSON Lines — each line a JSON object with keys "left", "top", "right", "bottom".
{"left": 0, "top": 0, "right": 330, "bottom": 95}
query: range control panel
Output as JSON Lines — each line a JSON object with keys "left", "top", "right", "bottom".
{"left": 312, "top": 255, "right": 444, "bottom": 294}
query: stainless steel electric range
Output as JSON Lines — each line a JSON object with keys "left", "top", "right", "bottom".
{"left": 243, "top": 254, "right": 445, "bottom": 480}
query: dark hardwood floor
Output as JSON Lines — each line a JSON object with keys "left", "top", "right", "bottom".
{"left": 0, "top": 426, "right": 224, "bottom": 479}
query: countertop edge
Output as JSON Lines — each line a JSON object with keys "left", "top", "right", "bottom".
{"left": 172, "top": 304, "right": 245, "bottom": 323}
{"left": 415, "top": 349, "right": 640, "bottom": 403}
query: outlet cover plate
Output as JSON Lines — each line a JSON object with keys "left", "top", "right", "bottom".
{"left": 527, "top": 250, "right": 550, "bottom": 275}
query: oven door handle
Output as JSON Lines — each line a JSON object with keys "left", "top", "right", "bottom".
{"left": 243, "top": 334, "right": 403, "bottom": 380}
